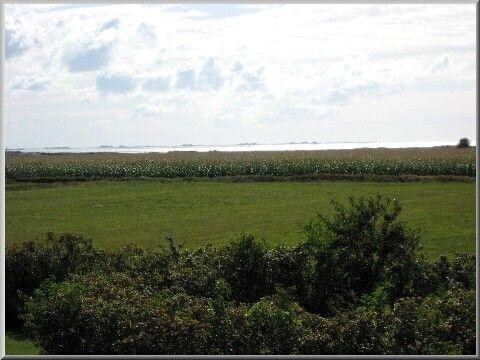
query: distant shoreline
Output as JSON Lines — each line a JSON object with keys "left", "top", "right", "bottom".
{"left": 5, "top": 141, "right": 474, "bottom": 155}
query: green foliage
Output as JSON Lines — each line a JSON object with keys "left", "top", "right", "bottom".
{"left": 299, "top": 289, "right": 476, "bottom": 355}
{"left": 457, "top": 138, "right": 470, "bottom": 148}
{"left": 359, "top": 281, "right": 395, "bottom": 310}
{"left": 304, "top": 196, "right": 419, "bottom": 313}
{"left": 221, "top": 233, "right": 270, "bottom": 303}
{"left": 450, "top": 253, "right": 476, "bottom": 288}
{"left": 7, "top": 195, "right": 477, "bottom": 355}
{"left": 265, "top": 243, "right": 314, "bottom": 309}
{"left": 168, "top": 245, "right": 224, "bottom": 297}
{"left": 6, "top": 233, "right": 100, "bottom": 328}
{"left": 391, "top": 288, "right": 475, "bottom": 354}
{"left": 209, "top": 279, "right": 235, "bottom": 354}
{"left": 245, "top": 289, "right": 305, "bottom": 354}
{"left": 23, "top": 273, "right": 214, "bottom": 354}
{"left": 407, "top": 253, "right": 476, "bottom": 298}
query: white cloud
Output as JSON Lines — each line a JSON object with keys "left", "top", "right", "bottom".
{"left": 428, "top": 54, "right": 451, "bottom": 75}
{"left": 136, "top": 22, "right": 157, "bottom": 45}
{"left": 64, "top": 43, "right": 114, "bottom": 72}
{"left": 99, "top": 18, "right": 120, "bottom": 33}
{"left": 96, "top": 73, "right": 138, "bottom": 95}
{"left": 143, "top": 76, "right": 171, "bottom": 92}
{"left": 11, "top": 76, "right": 49, "bottom": 91}
{"left": 4, "top": 3, "right": 476, "bottom": 148}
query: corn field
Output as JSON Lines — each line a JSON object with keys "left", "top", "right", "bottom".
{"left": 6, "top": 147, "right": 476, "bottom": 181}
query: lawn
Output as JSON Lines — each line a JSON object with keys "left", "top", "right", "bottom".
{"left": 6, "top": 180, "right": 475, "bottom": 259}
{"left": 5, "top": 331, "right": 40, "bottom": 355}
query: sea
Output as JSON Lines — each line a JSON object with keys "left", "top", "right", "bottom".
{"left": 7, "top": 141, "right": 475, "bottom": 154}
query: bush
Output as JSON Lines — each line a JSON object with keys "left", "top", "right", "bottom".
{"left": 408, "top": 253, "right": 476, "bottom": 297}
{"left": 244, "top": 289, "right": 306, "bottom": 354}
{"left": 168, "top": 245, "right": 224, "bottom": 297}
{"left": 265, "top": 243, "right": 314, "bottom": 307}
{"left": 300, "top": 289, "right": 476, "bottom": 355}
{"left": 304, "top": 195, "right": 419, "bottom": 313}
{"left": 24, "top": 272, "right": 214, "bottom": 354}
{"left": 457, "top": 138, "right": 470, "bottom": 148}
{"left": 221, "top": 233, "right": 270, "bottom": 303}
{"left": 391, "top": 288, "right": 475, "bottom": 354}
{"left": 6, "top": 233, "right": 100, "bottom": 328}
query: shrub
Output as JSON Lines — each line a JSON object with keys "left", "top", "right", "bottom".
{"left": 168, "top": 245, "right": 224, "bottom": 297}
{"left": 22, "top": 244, "right": 476, "bottom": 355}
{"left": 450, "top": 253, "right": 476, "bottom": 289}
{"left": 325, "top": 306, "right": 395, "bottom": 354}
{"left": 221, "top": 233, "right": 270, "bottom": 303}
{"left": 24, "top": 272, "right": 214, "bottom": 354}
{"left": 408, "top": 253, "right": 476, "bottom": 297}
{"left": 265, "top": 243, "right": 314, "bottom": 307}
{"left": 244, "top": 289, "right": 306, "bottom": 354}
{"left": 209, "top": 279, "right": 235, "bottom": 354}
{"left": 300, "top": 289, "right": 476, "bottom": 355}
{"left": 391, "top": 289, "right": 475, "bottom": 354}
{"left": 304, "top": 196, "right": 419, "bottom": 313}
{"left": 6, "top": 233, "right": 100, "bottom": 328}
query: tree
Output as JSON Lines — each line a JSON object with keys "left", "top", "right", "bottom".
{"left": 457, "top": 138, "right": 470, "bottom": 148}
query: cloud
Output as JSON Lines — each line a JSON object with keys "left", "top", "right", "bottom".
{"left": 326, "top": 90, "right": 349, "bottom": 105}
{"left": 143, "top": 76, "right": 171, "bottom": 92}
{"left": 232, "top": 62, "right": 243, "bottom": 73}
{"left": 41, "top": 4, "right": 108, "bottom": 13}
{"left": 99, "top": 18, "right": 119, "bottom": 32}
{"left": 235, "top": 65, "right": 265, "bottom": 92}
{"left": 133, "top": 104, "right": 161, "bottom": 117}
{"left": 64, "top": 43, "right": 113, "bottom": 72}
{"left": 324, "top": 80, "right": 382, "bottom": 105}
{"left": 240, "top": 72, "right": 264, "bottom": 92}
{"left": 198, "top": 58, "right": 224, "bottom": 89}
{"left": 11, "top": 77, "right": 48, "bottom": 91}
{"left": 5, "top": 28, "right": 29, "bottom": 59}
{"left": 176, "top": 69, "right": 197, "bottom": 90}
{"left": 174, "top": 58, "right": 225, "bottom": 91}
{"left": 96, "top": 73, "right": 137, "bottom": 94}
{"left": 4, "top": 4, "right": 476, "bottom": 147}
{"left": 137, "top": 23, "right": 157, "bottom": 44}
{"left": 169, "top": 4, "right": 261, "bottom": 19}
{"left": 369, "top": 44, "right": 473, "bottom": 61}
{"left": 429, "top": 54, "right": 451, "bottom": 74}
{"left": 348, "top": 80, "right": 382, "bottom": 97}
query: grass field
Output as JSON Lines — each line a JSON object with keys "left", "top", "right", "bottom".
{"left": 6, "top": 180, "right": 475, "bottom": 259}
{"left": 5, "top": 331, "right": 40, "bottom": 355}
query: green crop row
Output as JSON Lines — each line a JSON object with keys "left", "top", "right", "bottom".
{"left": 6, "top": 148, "right": 476, "bottom": 181}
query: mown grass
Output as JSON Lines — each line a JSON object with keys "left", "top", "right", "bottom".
{"left": 6, "top": 180, "right": 475, "bottom": 259}
{"left": 6, "top": 147, "right": 476, "bottom": 181}
{"left": 5, "top": 331, "right": 40, "bottom": 355}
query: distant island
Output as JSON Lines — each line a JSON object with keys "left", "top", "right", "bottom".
{"left": 99, "top": 145, "right": 128, "bottom": 148}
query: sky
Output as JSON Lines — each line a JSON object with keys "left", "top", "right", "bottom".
{"left": 4, "top": 3, "right": 476, "bottom": 148}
